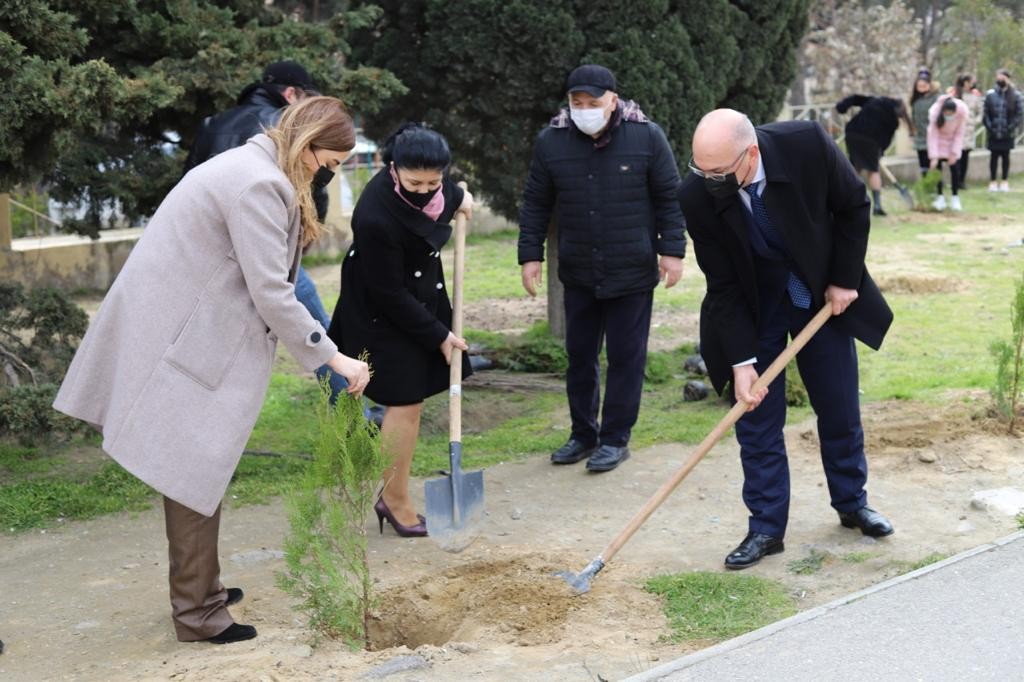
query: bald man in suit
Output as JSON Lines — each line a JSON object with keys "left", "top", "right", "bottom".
{"left": 678, "top": 109, "right": 894, "bottom": 569}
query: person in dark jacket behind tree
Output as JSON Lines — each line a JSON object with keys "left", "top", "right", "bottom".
{"left": 983, "top": 68, "right": 1024, "bottom": 192}
{"left": 518, "top": 64, "right": 686, "bottom": 473}
{"left": 835, "top": 94, "right": 913, "bottom": 216}
{"left": 184, "top": 61, "right": 352, "bottom": 402}
{"left": 328, "top": 124, "right": 472, "bottom": 537}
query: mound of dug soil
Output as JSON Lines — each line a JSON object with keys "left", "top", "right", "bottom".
{"left": 368, "top": 554, "right": 588, "bottom": 649}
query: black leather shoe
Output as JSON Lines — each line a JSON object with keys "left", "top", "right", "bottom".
{"left": 550, "top": 439, "right": 596, "bottom": 465}
{"left": 724, "top": 532, "right": 785, "bottom": 570}
{"left": 585, "top": 445, "right": 630, "bottom": 472}
{"left": 206, "top": 623, "right": 257, "bottom": 644}
{"left": 225, "top": 587, "right": 243, "bottom": 606}
{"left": 838, "top": 506, "right": 894, "bottom": 537}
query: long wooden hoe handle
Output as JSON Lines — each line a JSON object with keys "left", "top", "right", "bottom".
{"left": 448, "top": 196, "right": 468, "bottom": 444}
{"left": 598, "top": 303, "right": 834, "bottom": 565}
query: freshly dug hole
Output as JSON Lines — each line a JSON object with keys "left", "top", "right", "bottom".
{"left": 368, "top": 555, "right": 588, "bottom": 650}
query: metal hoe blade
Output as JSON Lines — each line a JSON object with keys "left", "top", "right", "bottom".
{"left": 554, "top": 557, "right": 606, "bottom": 595}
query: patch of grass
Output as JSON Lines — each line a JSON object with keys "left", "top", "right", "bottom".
{"left": 889, "top": 551, "right": 949, "bottom": 575}
{"left": 0, "top": 443, "right": 55, "bottom": 477}
{"left": 247, "top": 373, "right": 322, "bottom": 454}
{"left": 787, "top": 548, "right": 833, "bottom": 575}
{"left": 228, "top": 453, "right": 310, "bottom": 507}
{"left": 645, "top": 571, "right": 796, "bottom": 643}
{"left": 0, "top": 462, "right": 152, "bottom": 532}
{"left": 841, "top": 551, "right": 875, "bottom": 564}
{"left": 302, "top": 252, "right": 344, "bottom": 268}
{"left": 858, "top": 178, "right": 1024, "bottom": 402}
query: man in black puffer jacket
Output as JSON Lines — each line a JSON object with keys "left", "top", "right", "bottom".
{"left": 518, "top": 64, "right": 686, "bottom": 473}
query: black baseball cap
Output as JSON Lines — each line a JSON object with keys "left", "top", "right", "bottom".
{"left": 262, "top": 60, "right": 318, "bottom": 94}
{"left": 565, "top": 64, "right": 616, "bottom": 97}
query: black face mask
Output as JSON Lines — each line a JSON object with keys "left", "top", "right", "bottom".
{"left": 312, "top": 165, "right": 335, "bottom": 189}
{"left": 997, "top": 79, "right": 1008, "bottom": 89}
{"left": 400, "top": 184, "right": 440, "bottom": 208}
{"left": 704, "top": 173, "right": 741, "bottom": 199}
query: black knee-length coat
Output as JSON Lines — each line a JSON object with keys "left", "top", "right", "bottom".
{"left": 328, "top": 168, "right": 471, "bottom": 406}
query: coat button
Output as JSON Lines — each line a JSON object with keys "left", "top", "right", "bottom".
{"left": 588, "top": 173, "right": 594, "bottom": 179}
{"left": 349, "top": 249, "right": 355, "bottom": 257}
{"left": 414, "top": 271, "right": 422, "bottom": 278}
{"left": 436, "top": 282, "right": 443, "bottom": 290}
{"left": 310, "top": 331, "right": 321, "bottom": 343}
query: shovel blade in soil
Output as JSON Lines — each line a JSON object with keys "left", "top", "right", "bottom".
{"left": 424, "top": 467, "right": 485, "bottom": 553}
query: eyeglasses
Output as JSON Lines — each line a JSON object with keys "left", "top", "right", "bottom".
{"left": 688, "top": 148, "right": 748, "bottom": 182}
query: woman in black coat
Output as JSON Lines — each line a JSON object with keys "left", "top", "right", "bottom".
{"left": 328, "top": 124, "right": 472, "bottom": 537}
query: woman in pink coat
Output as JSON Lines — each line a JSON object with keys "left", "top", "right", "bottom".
{"left": 927, "top": 95, "right": 969, "bottom": 211}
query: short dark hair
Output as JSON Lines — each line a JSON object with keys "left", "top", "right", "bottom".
{"left": 381, "top": 123, "right": 451, "bottom": 170}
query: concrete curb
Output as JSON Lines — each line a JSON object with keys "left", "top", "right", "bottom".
{"left": 623, "top": 529, "right": 1024, "bottom": 682}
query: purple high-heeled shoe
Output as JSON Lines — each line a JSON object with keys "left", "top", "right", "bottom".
{"left": 374, "top": 498, "right": 428, "bottom": 537}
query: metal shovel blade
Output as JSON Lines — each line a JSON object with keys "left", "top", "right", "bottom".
{"left": 424, "top": 442, "right": 484, "bottom": 553}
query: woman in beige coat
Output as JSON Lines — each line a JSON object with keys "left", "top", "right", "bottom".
{"left": 53, "top": 97, "right": 370, "bottom": 644}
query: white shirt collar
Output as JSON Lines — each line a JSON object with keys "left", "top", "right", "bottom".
{"left": 743, "top": 154, "right": 767, "bottom": 197}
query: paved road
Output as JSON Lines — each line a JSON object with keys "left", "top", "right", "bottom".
{"left": 626, "top": 531, "right": 1024, "bottom": 682}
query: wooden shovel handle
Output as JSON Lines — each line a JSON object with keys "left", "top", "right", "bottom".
{"left": 448, "top": 189, "right": 469, "bottom": 444}
{"left": 599, "top": 303, "right": 834, "bottom": 564}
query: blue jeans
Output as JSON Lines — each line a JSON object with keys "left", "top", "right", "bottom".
{"left": 294, "top": 266, "right": 383, "bottom": 425}
{"left": 294, "top": 265, "right": 349, "bottom": 402}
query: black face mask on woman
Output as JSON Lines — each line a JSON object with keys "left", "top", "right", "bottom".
{"left": 400, "top": 184, "right": 440, "bottom": 208}
{"left": 311, "top": 148, "right": 335, "bottom": 189}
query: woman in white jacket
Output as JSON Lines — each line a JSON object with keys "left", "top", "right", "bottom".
{"left": 54, "top": 97, "right": 370, "bottom": 644}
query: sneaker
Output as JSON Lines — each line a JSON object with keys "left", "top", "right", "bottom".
{"left": 1000, "top": 181, "right": 1010, "bottom": 192}
{"left": 950, "top": 195, "right": 962, "bottom": 211}
{"left": 932, "top": 194, "right": 947, "bottom": 210}
{"left": 872, "top": 206, "right": 888, "bottom": 217}
{"left": 989, "top": 181, "right": 999, "bottom": 192}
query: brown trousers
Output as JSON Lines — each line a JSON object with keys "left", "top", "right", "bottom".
{"left": 162, "top": 496, "right": 234, "bottom": 641}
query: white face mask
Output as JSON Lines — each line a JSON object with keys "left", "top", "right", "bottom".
{"left": 570, "top": 106, "right": 609, "bottom": 136}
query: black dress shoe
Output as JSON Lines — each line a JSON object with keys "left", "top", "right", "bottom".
{"left": 838, "top": 506, "right": 894, "bottom": 537}
{"left": 586, "top": 444, "right": 630, "bottom": 472}
{"left": 206, "top": 623, "right": 257, "bottom": 644}
{"left": 550, "top": 438, "right": 596, "bottom": 465}
{"left": 226, "top": 587, "right": 243, "bottom": 606}
{"left": 724, "top": 532, "right": 784, "bottom": 570}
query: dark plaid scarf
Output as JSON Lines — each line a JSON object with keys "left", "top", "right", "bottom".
{"left": 549, "top": 99, "right": 649, "bottom": 148}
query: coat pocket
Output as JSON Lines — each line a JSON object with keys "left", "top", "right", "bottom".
{"left": 165, "top": 297, "right": 248, "bottom": 390}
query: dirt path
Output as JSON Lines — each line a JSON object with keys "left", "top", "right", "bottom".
{"left": 1, "top": 393, "right": 1022, "bottom": 681}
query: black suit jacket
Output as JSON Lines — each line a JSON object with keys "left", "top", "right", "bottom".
{"left": 678, "top": 120, "right": 893, "bottom": 394}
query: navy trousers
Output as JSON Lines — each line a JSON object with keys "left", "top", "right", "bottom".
{"left": 735, "top": 295, "right": 869, "bottom": 539}
{"left": 563, "top": 286, "right": 653, "bottom": 447}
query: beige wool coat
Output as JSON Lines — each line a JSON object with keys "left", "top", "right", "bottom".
{"left": 54, "top": 135, "right": 337, "bottom": 516}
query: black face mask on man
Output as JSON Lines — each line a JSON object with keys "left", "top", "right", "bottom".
{"left": 704, "top": 173, "right": 742, "bottom": 199}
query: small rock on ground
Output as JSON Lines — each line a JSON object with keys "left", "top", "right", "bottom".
{"left": 970, "top": 488, "right": 1024, "bottom": 516}
{"left": 359, "top": 655, "right": 430, "bottom": 679}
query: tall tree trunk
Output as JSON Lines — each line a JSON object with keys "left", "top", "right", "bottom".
{"left": 546, "top": 217, "right": 565, "bottom": 339}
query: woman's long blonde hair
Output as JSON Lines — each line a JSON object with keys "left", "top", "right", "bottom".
{"left": 266, "top": 96, "right": 355, "bottom": 246}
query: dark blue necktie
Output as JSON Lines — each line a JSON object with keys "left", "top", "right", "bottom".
{"left": 747, "top": 184, "right": 812, "bottom": 309}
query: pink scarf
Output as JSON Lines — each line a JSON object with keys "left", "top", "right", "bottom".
{"left": 390, "top": 167, "right": 446, "bottom": 221}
